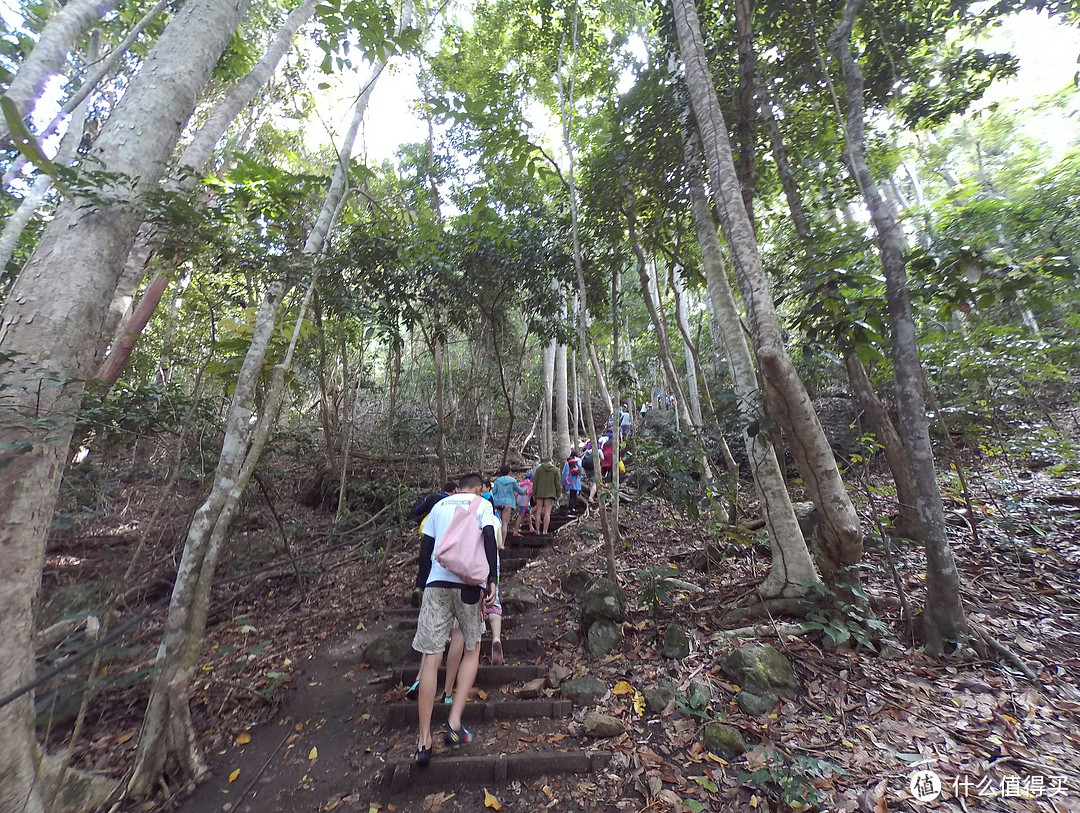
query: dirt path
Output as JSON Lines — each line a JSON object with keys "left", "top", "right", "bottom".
{"left": 175, "top": 508, "right": 611, "bottom": 813}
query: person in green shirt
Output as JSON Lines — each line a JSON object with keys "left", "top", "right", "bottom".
{"left": 532, "top": 457, "right": 561, "bottom": 536}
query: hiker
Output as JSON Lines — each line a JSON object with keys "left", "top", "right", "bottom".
{"left": 562, "top": 453, "right": 582, "bottom": 515}
{"left": 511, "top": 472, "right": 534, "bottom": 536}
{"left": 412, "top": 473, "right": 498, "bottom": 767}
{"left": 532, "top": 457, "right": 561, "bottom": 535}
{"left": 491, "top": 465, "right": 525, "bottom": 544}
{"left": 600, "top": 435, "right": 614, "bottom": 482}
{"left": 411, "top": 481, "right": 457, "bottom": 524}
{"left": 581, "top": 443, "right": 597, "bottom": 503}
{"left": 619, "top": 404, "right": 632, "bottom": 441}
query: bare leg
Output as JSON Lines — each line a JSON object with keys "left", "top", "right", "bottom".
{"left": 542, "top": 499, "right": 553, "bottom": 534}
{"left": 488, "top": 613, "right": 503, "bottom": 665}
{"left": 448, "top": 642, "right": 481, "bottom": 732}
{"left": 416, "top": 652, "right": 441, "bottom": 749}
{"left": 442, "top": 625, "right": 464, "bottom": 698}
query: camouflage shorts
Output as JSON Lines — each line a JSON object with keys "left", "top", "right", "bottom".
{"left": 412, "top": 587, "right": 484, "bottom": 654}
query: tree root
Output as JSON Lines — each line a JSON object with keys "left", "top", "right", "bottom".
{"left": 716, "top": 622, "right": 815, "bottom": 639}
{"left": 972, "top": 626, "right": 1041, "bottom": 683}
{"left": 721, "top": 597, "right": 821, "bottom": 627}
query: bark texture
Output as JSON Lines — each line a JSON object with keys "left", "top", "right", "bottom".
{"left": 828, "top": 0, "right": 967, "bottom": 650}
{"left": 687, "top": 133, "right": 817, "bottom": 597}
{"left": 0, "top": 0, "right": 119, "bottom": 143}
{"left": 0, "top": 2, "right": 251, "bottom": 810}
{"left": 673, "top": 0, "right": 863, "bottom": 594}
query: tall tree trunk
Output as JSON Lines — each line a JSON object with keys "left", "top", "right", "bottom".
{"left": 571, "top": 348, "right": 581, "bottom": 445}
{"left": 0, "top": 0, "right": 119, "bottom": 144}
{"left": 94, "top": 0, "right": 320, "bottom": 384}
{"left": 0, "top": 2, "right": 251, "bottom": 810}
{"left": 766, "top": 82, "right": 919, "bottom": 543}
{"left": 610, "top": 264, "right": 621, "bottom": 545}
{"left": 555, "top": 294, "right": 571, "bottom": 458}
{"left": 687, "top": 129, "right": 817, "bottom": 597}
{"left": 558, "top": 12, "right": 615, "bottom": 577}
{"left": 127, "top": 4, "right": 412, "bottom": 789}
{"left": 541, "top": 338, "right": 556, "bottom": 458}
{"left": 829, "top": 0, "right": 967, "bottom": 650}
{"left": 674, "top": 0, "right": 863, "bottom": 598}
{"left": 434, "top": 322, "right": 447, "bottom": 482}
{"left": 733, "top": 0, "right": 757, "bottom": 228}
{"left": 20, "top": 0, "right": 171, "bottom": 158}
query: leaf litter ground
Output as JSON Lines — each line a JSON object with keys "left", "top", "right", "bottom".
{"left": 38, "top": 448, "right": 1080, "bottom": 813}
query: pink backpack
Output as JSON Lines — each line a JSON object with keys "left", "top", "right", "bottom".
{"left": 435, "top": 496, "right": 489, "bottom": 585}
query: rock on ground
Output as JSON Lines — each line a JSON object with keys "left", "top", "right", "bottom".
{"left": 584, "top": 711, "right": 625, "bottom": 738}
{"left": 562, "top": 676, "right": 607, "bottom": 706}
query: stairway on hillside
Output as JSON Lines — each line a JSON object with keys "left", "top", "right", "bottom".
{"left": 376, "top": 506, "right": 613, "bottom": 793}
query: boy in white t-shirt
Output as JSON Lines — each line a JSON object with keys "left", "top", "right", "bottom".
{"left": 411, "top": 473, "right": 497, "bottom": 768}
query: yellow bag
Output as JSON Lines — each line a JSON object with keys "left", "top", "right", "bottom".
{"left": 619, "top": 460, "right": 626, "bottom": 475}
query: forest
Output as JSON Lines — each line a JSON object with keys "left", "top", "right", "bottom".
{"left": 0, "top": 0, "right": 1078, "bottom": 811}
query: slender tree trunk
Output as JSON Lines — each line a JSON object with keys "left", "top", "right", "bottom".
{"left": 0, "top": 2, "right": 251, "bottom": 810}
{"left": 434, "top": 322, "right": 447, "bottom": 482}
{"left": 829, "top": 0, "right": 967, "bottom": 650}
{"left": 0, "top": 0, "right": 119, "bottom": 144}
{"left": 686, "top": 129, "right": 817, "bottom": 597}
{"left": 610, "top": 265, "right": 621, "bottom": 544}
{"left": 571, "top": 348, "right": 581, "bottom": 445}
{"left": 555, "top": 296, "right": 571, "bottom": 458}
{"left": 94, "top": 0, "right": 320, "bottom": 382}
{"left": 127, "top": 5, "right": 412, "bottom": 788}
{"left": 733, "top": 0, "right": 757, "bottom": 228}
{"left": 674, "top": 0, "right": 863, "bottom": 598}
{"left": 542, "top": 338, "right": 556, "bottom": 458}
{"left": 672, "top": 266, "right": 704, "bottom": 428}
{"left": 626, "top": 191, "right": 713, "bottom": 480}
{"left": 845, "top": 351, "right": 922, "bottom": 539}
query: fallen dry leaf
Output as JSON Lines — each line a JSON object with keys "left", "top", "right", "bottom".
{"left": 228, "top": 769, "right": 240, "bottom": 783}
{"left": 235, "top": 732, "right": 251, "bottom": 746}
{"left": 613, "top": 680, "right": 634, "bottom": 696}
{"left": 308, "top": 746, "right": 318, "bottom": 761}
{"left": 483, "top": 787, "right": 503, "bottom": 811}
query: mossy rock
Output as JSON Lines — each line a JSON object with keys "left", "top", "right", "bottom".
{"left": 736, "top": 690, "right": 778, "bottom": 717}
{"left": 365, "top": 630, "right": 413, "bottom": 667}
{"left": 721, "top": 644, "right": 800, "bottom": 699}
{"left": 644, "top": 678, "right": 678, "bottom": 714}
{"left": 562, "top": 676, "right": 607, "bottom": 706}
{"left": 562, "top": 569, "right": 600, "bottom": 596}
{"left": 661, "top": 624, "right": 691, "bottom": 659}
{"left": 585, "top": 620, "right": 622, "bottom": 658}
{"left": 704, "top": 723, "right": 749, "bottom": 759}
{"left": 580, "top": 577, "right": 626, "bottom": 630}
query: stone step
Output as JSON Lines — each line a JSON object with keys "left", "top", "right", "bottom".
{"left": 507, "top": 535, "right": 556, "bottom": 548}
{"left": 384, "top": 697, "right": 572, "bottom": 726}
{"left": 396, "top": 636, "right": 538, "bottom": 662}
{"left": 385, "top": 665, "right": 546, "bottom": 687}
{"left": 382, "top": 751, "right": 613, "bottom": 793}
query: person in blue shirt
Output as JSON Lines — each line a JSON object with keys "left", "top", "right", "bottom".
{"left": 562, "top": 453, "right": 583, "bottom": 515}
{"left": 490, "top": 465, "right": 525, "bottom": 546}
